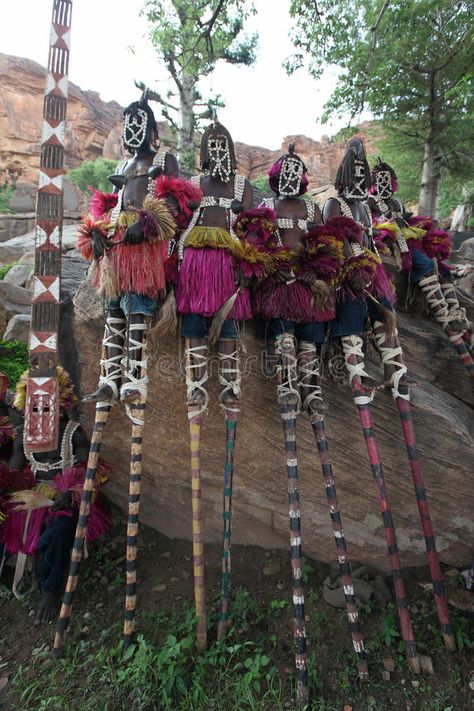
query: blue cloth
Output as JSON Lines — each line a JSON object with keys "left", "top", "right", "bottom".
{"left": 367, "top": 297, "right": 394, "bottom": 323}
{"left": 105, "top": 292, "right": 158, "bottom": 317}
{"left": 36, "top": 514, "right": 77, "bottom": 593}
{"left": 330, "top": 300, "right": 366, "bottom": 337}
{"left": 180, "top": 313, "right": 238, "bottom": 339}
{"left": 270, "top": 318, "right": 326, "bottom": 344}
{"left": 410, "top": 248, "right": 435, "bottom": 285}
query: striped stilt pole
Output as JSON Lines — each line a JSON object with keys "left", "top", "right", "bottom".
{"left": 341, "top": 336, "right": 419, "bottom": 674}
{"left": 281, "top": 403, "right": 309, "bottom": 706}
{"left": 309, "top": 412, "right": 368, "bottom": 679}
{"left": 217, "top": 405, "right": 238, "bottom": 640}
{"left": 395, "top": 386, "right": 455, "bottom": 651}
{"left": 448, "top": 332, "right": 474, "bottom": 378}
{"left": 189, "top": 408, "right": 207, "bottom": 652}
{"left": 53, "top": 402, "right": 112, "bottom": 656}
{"left": 123, "top": 396, "right": 146, "bottom": 650}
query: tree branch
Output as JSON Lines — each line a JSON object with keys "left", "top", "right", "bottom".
{"left": 353, "top": 0, "right": 391, "bottom": 117}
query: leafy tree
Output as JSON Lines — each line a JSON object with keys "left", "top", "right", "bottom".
{"left": 142, "top": 0, "right": 257, "bottom": 168}
{"left": 0, "top": 180, "right": 14, "bottom": 214}
{"left": 67, "top": 158, "right": 118, "bottom": 193}
{"left": 250, "top": 173, "right": 269, "bottom": 192}
{"left": 287, "top": 0, "right": 474, "bottom": 217}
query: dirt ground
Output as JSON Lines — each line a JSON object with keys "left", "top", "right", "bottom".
{"left": 1, "top": 505, "right": 473, "bottom": 710}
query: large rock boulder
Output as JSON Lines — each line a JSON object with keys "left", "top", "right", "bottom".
{"left": 60, "top": 251, "right": 474, "bottom": 570}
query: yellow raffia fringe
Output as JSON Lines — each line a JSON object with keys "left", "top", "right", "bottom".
{"left": 117, "top": 212, "right": 138, "bottom": 228}
{"left": 401, "top": 225, "right": 426, "bottom": 241}
{"left": 10, "top": 489, "right": 55, "bottom": 511}
{"left": 185, "top": 226, "right": 239, "bottom": 250}
{"left": 376, "top": 221, "right": 398, "bottom": 236}
{"left": 14, "top": 365, "right": 78, "bottom": 413}
{"left": 142, "top": 197, "right": 177, "bottom": 241}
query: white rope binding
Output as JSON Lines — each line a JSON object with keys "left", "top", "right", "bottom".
{"left": 372, "top": 322, "right": 409, "bottom": 400}
{"left": 218, "top": 346, "right": 241, "bottom": 413}
{"left": 340, "top": 335, "right": 374, "bottom": 404}
{"left": 99, "top": 316, "right": 126, "bottom": 400}
{"left": 276, "top": 333, "right": 302, "bottom": 413}
{"left": 298, "top": 341, "right": 325, "bottom": 412}
{"left": 185, "top": 343, "right": 209, "bottom": 418}
{"left": 121, "top": 322, "right": 148, "bottom": 424}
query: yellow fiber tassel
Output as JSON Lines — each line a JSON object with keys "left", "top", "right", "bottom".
{"left": 99, "top": 253, "right": 118, "bottom": 299}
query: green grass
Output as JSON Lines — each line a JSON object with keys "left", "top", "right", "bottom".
{"left": 0, "top": 339, "right": 28, "bottom": 386}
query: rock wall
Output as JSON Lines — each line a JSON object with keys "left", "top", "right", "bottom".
{"left": 62, "top": 251, "right": 474, "bottom": 570}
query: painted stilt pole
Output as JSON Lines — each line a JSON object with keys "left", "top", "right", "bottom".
{"left": 53, "top": 402, "right": 112, "bottom": 656}
{"left": 394, "top": 385, "right": 455, "bottom": 651}
{"left": 123, "top": 397, "right": 146, "bottom": 650}
{"left": 217, "top": 405, "right": 238, "bottom": 640}
{"left": 309, "top": 412, "right": 368, "bottom": 679}
{"left": 281, "top": 404, "right": 309, "bottom": 705}
{"left": 189, "top": 408, "right": 207, "bottom": 652}
{"left": 342, "top": 336, "right": 419, "bottom": 673}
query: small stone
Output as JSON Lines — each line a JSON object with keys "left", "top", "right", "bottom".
{"left": 410, "top": 605, "right": 419, "bottom": 614}
{"left": 469, "top": 672, "right": 474, "bottom": 691}
{"left": 263, "top": 561, "right": 281, "bottom": 576}
{"left": 419, "top": 654, "right": 434, "bottom": 675}
{"left": 153, "top": 583, "right": 167, "bottom": 593}
{"left": 95, "top": 602, "right": 103, "bottom": 610}
{"left": 276, "top": 579, "right": 284, "bottom": 590}
{"left": 411, "top": 680, "right": 420, "bottom": 689}
{"left": 382, "top": 670, "right": 391, "bottom": 682}
{"left": 170, "top": 576, "right": 179, "bottom": 583}
{"left": 343, "top": 706, "right": 353, "bottom": 711}
{"left": 3, "top": 263, "right": 32, "bottom": 287}
{"left": 83, "top": 611, "right": 92, "bottom": 620}
{"left": 3, "top": 313, "right": 31, "bottom": 342}
{"left": 28, "top": 609, "right": 35, "bottom": 618}
{"left": 383, "top": 657, "right": 395, "bottom": 672}
{"left": 81, "top": 626, "right": 89, "bottom": 635}
{"left": 161, "top": 551, "right": 171, "bottom": 560}
{"left": 184, "top": 555, "right": 191, "bottom": 562}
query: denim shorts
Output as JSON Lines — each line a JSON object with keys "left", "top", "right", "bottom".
{"left": 330, "top": 300, "right": 366, "bottom": 337}
{"left": 367, "top": 297, "right": 394, "bottom": 324}
{"left": 410, "top": 248, "right": 435, "bottom": 285}
{"left": 270, "top": 318, "right": 326, "bottom": 344}
{"left": 180, "top": 313, "right": 238, "bottom": 339}
{"left": 105, "top": 292, "right": 158, "bottom": 317}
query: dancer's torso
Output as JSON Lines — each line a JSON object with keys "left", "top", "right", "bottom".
{"left": 262, "top": 197, "right": 318, "bottom": 250}
{"left": 193, "top": 174, "right": 244, "bottom": 231}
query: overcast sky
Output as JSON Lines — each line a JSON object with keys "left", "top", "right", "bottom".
{"left": 2, "top": 0, "right": 356, "bottom": 149}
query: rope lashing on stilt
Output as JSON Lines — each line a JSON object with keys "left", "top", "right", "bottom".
{"left": 340, "top": 336, "right": 374, "bottom": 404}
{"left": 418, "top": 274, "right": 452, "bottom": 330}
{"left": 275, "top": 333, "right": 302, "bottom": 413}
{"left": 121, "top": 321, "right": 148, "bottom": 425}
{"left": 218, "top": 346, "right": 241, "bottom": 412}
{"left": 372, "top": 322, "right": 409, "bottom": 400}
{"left": 297, "top": 341, "right": 324, "bottom": 412}
{"left": 185, "top": 343, "right": 209, "bottom": 418}
{"left": 99, "top": 316, "right": 126, "bottom": 400}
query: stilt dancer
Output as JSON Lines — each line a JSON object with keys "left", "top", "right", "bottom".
{"left": 54, "top": 92, "right": 200, "bottom": 654}
{"left": 323, "top": 138, "right": 420, "bottom": 672}
{"left": 175, "top": 120, "right": 267, "bottom": 646}
{"left": 367, "top": 159, "right": 457, "bottom": 648}
{"left": 368, "top": 158, "right": 474, "bottom": 378}
{"left": 247, "top": 147, "right": 368, "bottom": 693}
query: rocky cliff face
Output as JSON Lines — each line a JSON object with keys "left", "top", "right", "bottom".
{"left": 0, "top": 53, "right": 376, "bottom": 200}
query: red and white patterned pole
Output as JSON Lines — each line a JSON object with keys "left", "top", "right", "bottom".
{"left": 24, "top": 0, "right": 73, "bottom": 453}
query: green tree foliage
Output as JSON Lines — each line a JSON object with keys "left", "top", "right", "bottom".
{"left": 67, "top": 158, "right": 118, "bottom": 194}
{"left": 250, "top": 173, "right": 269, "bottom": 192}
{"left": 287, "top": 0, "right": 474, "bottom": 216}
{"left": 0, "top": 180, "right": 15, "bottom": 214}
{"left": 142, "top": 0, "right": 257, "bottom": 168}
{"left": 0, "top": 340, "right": 28, "bottom": 387}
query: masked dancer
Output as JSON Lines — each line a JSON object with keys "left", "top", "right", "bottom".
{"left": 368, "top": 158, "right": 473, "bottom": 377}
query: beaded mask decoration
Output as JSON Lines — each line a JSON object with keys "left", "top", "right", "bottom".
{"left": 343, "top": 159, "right": 369, "bottom": 199}
{"left": 374, "top": 170, "right": 393, "bottom": 199}
{"left": 123, "top": 108, "right": 148, "bottom": 151}
{"left": 208, "top": 134, "right": 232, "bottom": 182}
{"left": 278, "top": 155, "right": 304, "bottom": 197}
